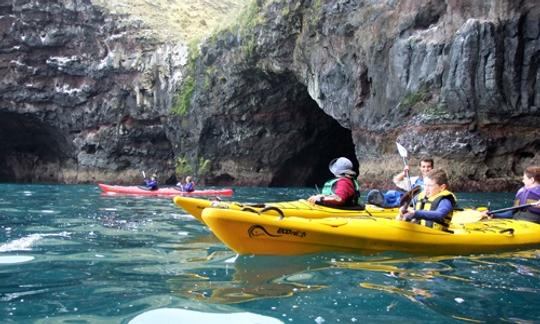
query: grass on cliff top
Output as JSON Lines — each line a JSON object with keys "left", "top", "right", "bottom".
{"left": 92, "top": 0, "right": 250, "bottom": 42}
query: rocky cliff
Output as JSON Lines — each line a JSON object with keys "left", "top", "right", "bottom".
{"left": 178, "top": 0, "right": 540, "bottom": 190}
{"left": 1, "top": 0, "right": 539, "bottom": 191}
{"left": 0, "top": 0, "right": 186, "bottom": 183}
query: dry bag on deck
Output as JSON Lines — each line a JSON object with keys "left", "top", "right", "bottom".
{"left": 367, "top": 189, "right": 403, "bottom": 208}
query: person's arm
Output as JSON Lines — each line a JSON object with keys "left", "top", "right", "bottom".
{"left": 394, "top": 176, "right": 419, "bottom": 191}
{"left": 408, "top": 199, "right": 453, "bottom": 222}
{"left": 393, "top": 171, "right": 406, "bottom": 183}
{"left": 308, "top": 194, "right": 343, "bottom": 205}
{"left": 490, "top": 210, "right": 514, "bottom": 218}
{"left": 308, "top": 179, "right": 353, "bottom": 206}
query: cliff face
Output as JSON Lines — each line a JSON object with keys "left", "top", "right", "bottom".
{"left": 1, "top": 0, "right": 539, "bottom": 190}
{"left": 0, "top": 0, "right": 185, "bottom": 183}
{"left": 177, "top": 0, "right": 540, "bottom": 190}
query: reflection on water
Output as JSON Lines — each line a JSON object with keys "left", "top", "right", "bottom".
{"left": 168, "top": 255, "right": 328, "bottom": 304}
{"left": 1, "top": 185, "right": 540, "bottom": 323}
{"left": 330, "top": 250, "right": 540, "bottom": 322}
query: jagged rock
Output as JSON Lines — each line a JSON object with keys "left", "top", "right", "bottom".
{"left": 176, "top": 0, "right": 539, "bottom": 190}
{"left": 0, "top": 0, "right": 185, "bottom": 184}
{"left": 1, "top": 0, "right": 538, "bottom": 191}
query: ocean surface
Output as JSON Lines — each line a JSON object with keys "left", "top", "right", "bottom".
{"left": 0, "top": 184, "right": 539, "bottom": 323}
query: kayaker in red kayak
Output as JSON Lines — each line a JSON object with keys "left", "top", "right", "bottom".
{"left": 143, "top": 173, "right": 158, "bottom": 191}
{"left": 176, "top": 176, "right": 195, "bottom": 192}
{"left": 308, "top": 157, "right": 361, "bottom": 207}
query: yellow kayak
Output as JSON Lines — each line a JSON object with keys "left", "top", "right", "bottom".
{"left": 173, "top": 196, "right": 400, "bottom": 223}
{"left": 173, "top": 196, "right": 484, "bottom": 224}
{"left": 201, "top": 207, "right": 540, "bottom": 255}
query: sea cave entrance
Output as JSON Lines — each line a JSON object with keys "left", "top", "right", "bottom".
{"left": 0, "top": 111, "right": 72, "bottom": 183}
{"left": 268, "top": 85, "right": 357, "bottom": 188}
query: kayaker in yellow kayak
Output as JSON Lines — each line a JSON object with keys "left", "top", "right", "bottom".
{"left": 393, "top": 157, "right": 434, "bottom": 191}
{"left": 398, "top": 169, "right": 456, "bottom": 232}
{"left": 481, "top": 165, "right": 540, "bottom": 223}
{"left": 307, "top": 157, "right": 361, "bottom": 207}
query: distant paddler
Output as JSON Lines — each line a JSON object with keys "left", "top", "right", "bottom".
{"left": 481, "top": 166, "right": 540, "bottom": 223}
{"left": 142, "top": 172, "right": 158, "bottom": 191}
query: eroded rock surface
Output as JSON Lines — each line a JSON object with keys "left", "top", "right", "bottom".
{"left": 1, "top": 0, "right": 538, "bottom": 191}
{"left": 178, "top": 0, "right": 539, "bottom": 190}
{"left": 0, "top": 0, "right": 185, "bottom": 183}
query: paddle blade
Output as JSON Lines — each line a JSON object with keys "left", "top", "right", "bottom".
{"left": 396, "top": 142, "right": 408, "bottom": 158}
{"left": 451, "top": 210, "right": 483, "bottom": 224}
{"left": 399, "top": 186, "right": 421, "bottom": 207}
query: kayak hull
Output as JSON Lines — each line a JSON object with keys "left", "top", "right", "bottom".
{"left": 173, "top": 196, "right": 483, "bottom": 224}
{"left": 98, "top": 184, "right": 233, "bottom": 197}
{"left": 173, "top": 196, "right": 400, "bottom": 223}
{"left": 202, "top": 208, "right": 540, "bottom": 256}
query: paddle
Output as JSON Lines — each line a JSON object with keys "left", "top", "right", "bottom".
{"left": 399, "top": 186, "right": 421, "bottom": 208}
{"left": 396, "top": 142, "right": 413, "bottom": 191}
{"left": 137, "top": 170, "right": 149, "bottom": 190}
{"left": 452, "top": 201, "right": 540, "bottom": 224}
{"left": 487, "top": 201, "right": 540, "bottom": 216}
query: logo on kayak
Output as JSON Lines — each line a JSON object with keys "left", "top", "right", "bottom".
{"left": 248, "top": 225, "right": 281, "bottom": 238}
{"left": 277, "top": 227, "right": 306, "bottom": 237}
{"left": 248, "top": 225, "right": 306, "bottom": 238}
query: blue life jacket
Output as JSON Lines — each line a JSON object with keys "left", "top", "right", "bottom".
{"left": 183, "top": 182, "right": 195, "bottom": 192}
{"left": 413, "top": 177, "right": 424, "bottom": 191}
{"left": 144, "top": 179, "right": 158, "bottom": 190}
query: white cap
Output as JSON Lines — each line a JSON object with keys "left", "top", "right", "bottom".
{"left": 329, "top": 157, "right": 357, "bottom": 177}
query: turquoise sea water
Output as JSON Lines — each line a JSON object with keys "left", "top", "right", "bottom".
{"left": 0, "top": 184, "right": 539, "bottom": 323}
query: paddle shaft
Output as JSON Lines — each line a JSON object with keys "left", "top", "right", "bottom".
{"left": 488, "top": 201, "right": 540, "bottom": 215}
{"left": 399, "top": 154, "right": 415, "bottom": 208}
{"left": 400, "top": 156, "right": 413, "bottom": 191}
{"left": 396, "top": 142, "right": 414, "bottom": 192}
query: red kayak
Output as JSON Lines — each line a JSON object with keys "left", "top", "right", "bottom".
{"left": 98, "top": 184, "right": 234, "bottom": 197}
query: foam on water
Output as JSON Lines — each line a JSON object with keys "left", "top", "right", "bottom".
{"left": 225, "top": 254, "right": 239, "bottom": 263}
{"left": 129, "top": 308, "right": 283, "bottom": 324}
{"left": 0, "top": 232, "right": 70, "bottom": 252}
{"left": 0, "top": 255, "right": 34, "bottom": 264}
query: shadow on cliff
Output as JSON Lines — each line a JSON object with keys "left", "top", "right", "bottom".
{"left": 0, "top": 112, "right": 74, "bottom": 183}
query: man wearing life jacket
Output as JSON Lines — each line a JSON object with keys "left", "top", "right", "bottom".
{"left": 393, "top": 157, "right": 434, "bottom": 191}
{"left": 398, "top": 169, "right": 456, "bottom": 232}
{"left": 308, "top": 157, "right": 361, "bottom": 207}
{"left": 482, "top": 166, "right": 540, "bottom": 223}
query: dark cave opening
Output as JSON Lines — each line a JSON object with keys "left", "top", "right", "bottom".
{"left": 0, "top": 111, "right": 71, "bottom": 183}
{"left": 269, "top": 90, "right": 358, "bottom": 188}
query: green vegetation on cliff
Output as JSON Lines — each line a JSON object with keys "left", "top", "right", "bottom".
{"left": 175, "top": 156, "right": 211, "bottom": 178}
{"left": 92, "top": 0, "right": 249, "bottom": 42}
{"left": 172, "top": 43, "right": 199, "bottom": 116}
